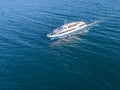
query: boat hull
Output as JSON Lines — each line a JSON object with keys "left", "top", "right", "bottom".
{"left": 47, "top": 25, "right": 88, "bottom": 40}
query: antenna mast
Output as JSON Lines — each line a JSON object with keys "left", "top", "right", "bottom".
{"left": 64, "top": 20, "right": 67, "bottom": 25}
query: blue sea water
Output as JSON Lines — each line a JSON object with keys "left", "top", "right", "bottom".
{"left": 0, "top": 0, "right": 120, "bottom": 90}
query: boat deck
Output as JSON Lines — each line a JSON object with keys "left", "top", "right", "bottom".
{"left": 47, "top": 21, "right": 86, "bottom": 36}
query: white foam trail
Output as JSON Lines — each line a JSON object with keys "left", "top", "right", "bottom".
{"left": 88, "top": 20, "right": 103, "bottom": 27}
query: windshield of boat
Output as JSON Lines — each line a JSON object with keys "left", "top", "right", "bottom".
{"left": 60, "top": 26, "right": 67, "bottom": 30}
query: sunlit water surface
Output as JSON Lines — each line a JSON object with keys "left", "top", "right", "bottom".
{"left": 0, "top": 0, "right": 120, "bottom": 90}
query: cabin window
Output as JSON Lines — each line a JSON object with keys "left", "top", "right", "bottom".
{"left": 64, "top": 27, "right": 67, "bottom": 29}
{"left": 61, "top": 27, "right": 67, "bottom": 29}
{"left": 68, "top": 24, "right": 77, "bottom": 28}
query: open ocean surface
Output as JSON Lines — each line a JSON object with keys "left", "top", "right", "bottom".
{"left": 0, "top": 0, "right": 120, "bottom": 90}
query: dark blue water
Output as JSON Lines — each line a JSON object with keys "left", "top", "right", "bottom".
{"left": 0, "top": 0, "right": 120, "bottom": 90}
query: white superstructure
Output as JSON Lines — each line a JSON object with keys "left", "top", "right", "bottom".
{"left": 47, "top": 21, "right": 87, "bottom": 39}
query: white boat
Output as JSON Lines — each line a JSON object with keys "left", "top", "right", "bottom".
{"left": 47, "top": 21, "right": 88, "bottom": 39}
